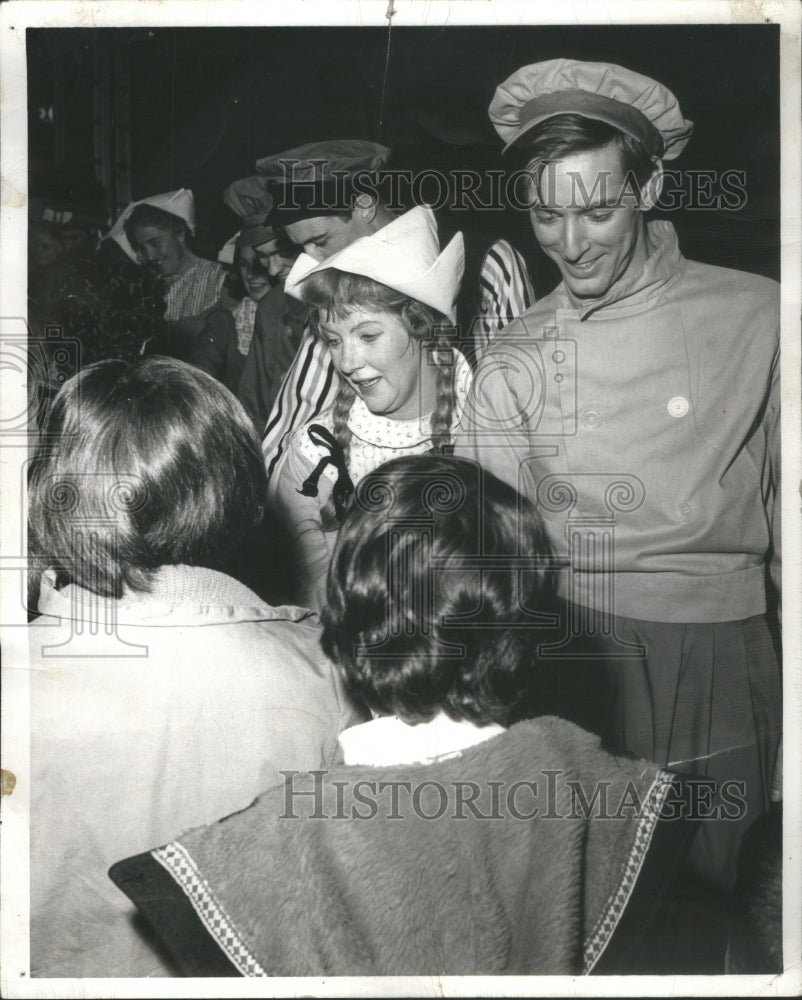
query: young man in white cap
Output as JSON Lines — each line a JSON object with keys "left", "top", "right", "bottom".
{"left": 455, "top": 59, "right": 781, "bottom": 892}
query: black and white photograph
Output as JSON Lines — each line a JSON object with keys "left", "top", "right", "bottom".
{"left": 1, "top": 1, "right": 800, "bottom": 995}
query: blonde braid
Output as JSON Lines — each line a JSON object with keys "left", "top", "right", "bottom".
{"left": 319, "top": 380, "right": 356, "bottom": 531}
{"left": 428, "top": 334, "right": 457, "bottom": 453}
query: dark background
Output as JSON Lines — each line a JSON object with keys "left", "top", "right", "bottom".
{"left": 28, "top": 24, "right": 780, "bottom": 292}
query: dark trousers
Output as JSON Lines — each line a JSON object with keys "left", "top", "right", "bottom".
{"left": 532, "top": 609, "right": 782, "bottom": 892}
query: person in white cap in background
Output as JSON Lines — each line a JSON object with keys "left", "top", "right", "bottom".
{"left": 267, "top": 205, "right": 471, "bottom": 611}
{"left": 188, "top": 179, "right": 299, "bottom": 401}
{"left": 111, "top": 189, "right": 226, "bottom": 356}
{"left": 455, "top": 59, "right": 781, "bottom": 895}
{"left": 27, "top": 194, "right": 167, "bottom": 402}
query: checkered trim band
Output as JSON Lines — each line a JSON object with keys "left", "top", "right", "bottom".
{"left": 153, "top": 842, "right": 266, "bottom": 976}
{"left": 582, "top": 771, "right": 675, "bottom": 973}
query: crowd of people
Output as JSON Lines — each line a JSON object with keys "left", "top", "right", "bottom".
{"left": 27, "top": 58, "right": 782, "bottom": 979}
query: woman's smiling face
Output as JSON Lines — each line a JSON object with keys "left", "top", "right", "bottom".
{"left": 319, "top": 307, "right": 426, "bottom": 420}
{"left": 131, "top": 224, "right": 187, "bottom": 279}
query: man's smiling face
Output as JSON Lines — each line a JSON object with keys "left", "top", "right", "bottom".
{"left": 529, "top": 141, "right": 651, "bottom": 305}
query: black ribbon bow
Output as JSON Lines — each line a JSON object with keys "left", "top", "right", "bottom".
{"left": 297, "top": 424, "right": 355, "bottom": 524}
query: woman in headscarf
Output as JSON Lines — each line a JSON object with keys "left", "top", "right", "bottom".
{"left": 106, "top": 189, "right": 225, "bottom": 358}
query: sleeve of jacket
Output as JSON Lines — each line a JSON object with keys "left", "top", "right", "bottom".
{"left": 267, "top": 429, "right": 335, "bottom": 611}
{"left": 187, "top": 307, "right": 243, "bottom": 394}
{"left": 453, "top": 340, "right": 541, "bottom": 501}
{"left": 765, "top": 341, "right": 781, "bottom": 619}
{"left": 474, "top": 240, "right": 536, "bottom": 362}
{"left": 238, "top": 300, "right": 273, "bottom": 432}
{"left": 261, "top": 330, "right": 340, "bottom": 483}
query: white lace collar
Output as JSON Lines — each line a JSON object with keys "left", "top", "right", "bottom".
{"left": 346, "top": 394, "right": 434, "bottom": 448}
{"left": 345, "top": 349, "right": 472, "bottom": 447}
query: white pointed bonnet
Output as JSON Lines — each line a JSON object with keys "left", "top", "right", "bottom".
{"left": 284, "top": 206, "right": 464, "bottom": 322}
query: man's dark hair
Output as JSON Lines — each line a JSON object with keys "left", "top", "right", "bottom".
{"left": 124, "top": 204, "right": 189, "bottom": 248}
{"left": 518, "top": 114, "right": 658, "bottom": 203}
{"left": 322, "top": 454, "right": 559, "bottom": 726}
{"left": 29, "top": 357, "right": 267, "bottom": 598}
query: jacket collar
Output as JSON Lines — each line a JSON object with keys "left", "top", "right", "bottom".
{"left": 338, "top": 712, "right": 505, "bottom": 766}
{"left": 35, "top": 564, "right": 317, "bottom": 628}
{"left": 556, "top": 219, "right": 686, "bottom": 320}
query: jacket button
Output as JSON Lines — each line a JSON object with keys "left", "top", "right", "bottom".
{"left": 668, "top": 396, "right": 690, "bottom": 418}
{"left": 582, "top": 408, "right": 601, "bottom": 428}
{"left": 552, "top": 349, "right": 566, "bottom": 364}
{"left": 677, "top": 500, "right": 694, "bottom": 520}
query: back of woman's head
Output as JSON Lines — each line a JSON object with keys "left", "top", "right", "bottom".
{"left": 29, "top": 357, "right": 267, "bottom": 597}
{"left": 322, "top": 454, "right": 558, "bottom": 726}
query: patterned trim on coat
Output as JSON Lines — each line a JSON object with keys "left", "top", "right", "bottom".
{"left": 153, "top": 841, "right": 266, "bottom": 976}
{"left": 582, "top": 770, "right": 676, "bottom": 973}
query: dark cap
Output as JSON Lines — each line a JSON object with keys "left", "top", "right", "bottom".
{"left": 256, "top": 139, "right": 390, "bottom": 226}
{"left": 223, "top": 176, "right": 279, "bottom": 247}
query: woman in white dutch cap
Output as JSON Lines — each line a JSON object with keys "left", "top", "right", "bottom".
{"left": 108, "top": 189, "right": 226, "bottom": 340}
{"left": 267, "top": 205, "right": 471, "bottom": 611}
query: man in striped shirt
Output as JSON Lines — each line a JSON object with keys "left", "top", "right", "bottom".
{"left": 257, "top": 141, "right": 396, "bottom": 481}
{"left": 473, "top": 239, "right": 536, "bottom": 361}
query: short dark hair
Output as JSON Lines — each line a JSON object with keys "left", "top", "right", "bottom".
{"left": 321, "top": 454, "right": 559, "bottom": 726}
{"left": 124, "top": 204, "right": 189, "bottom": 248}
{"left": 518, "top": 114, "right": 657, "bottom": 203}
{"left": 29, "top": 357, "right": 267, "bottom": 598}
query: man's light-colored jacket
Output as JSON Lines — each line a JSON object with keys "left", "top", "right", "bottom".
{"left": 455, "top": 221, "right": 780, "bottom": 623}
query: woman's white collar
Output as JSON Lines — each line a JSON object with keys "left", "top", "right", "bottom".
{"left": 338, "top": 712, "right": 505, "bottom": 767}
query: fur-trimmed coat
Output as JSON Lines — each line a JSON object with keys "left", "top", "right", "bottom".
{"left": 111, "top": 715, "right": 695, "bottom": 976}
